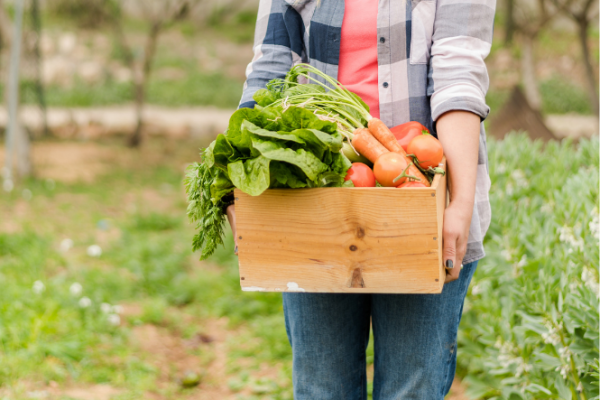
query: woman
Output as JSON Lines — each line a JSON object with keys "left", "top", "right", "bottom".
{"left": 227, "top": 0, "right": 495, "bottom": 397}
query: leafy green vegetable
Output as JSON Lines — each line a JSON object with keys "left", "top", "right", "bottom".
{"left": 227, "top": 156, "right": 271, "bottom": 196}
{"left": 250, "top": 137, "right": 328, "bottom": 181}
{"left": 184, "top": 158, "right": 227, "bottom": 260}
{"left": 242, "top": 120, "right": 305, "bottom": 144}
{"left": 253, "top": 88, "right": 280, "bottom": 107}
{"left": 185, "top": 104, "right": 353, "bottom": 259}
{"left": 281, "top": 106, "right": 337, "bottom": 133}
{"left": 186, "top": 64, "right": 379, "bottom": 258}
{"left": 270, "top": 162, "right": 309, "bottom": 189}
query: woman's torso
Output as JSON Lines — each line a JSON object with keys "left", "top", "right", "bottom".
{"left": 337, "top": 0, "right": 380, "bottom": 118}
{"left": 241, "top": 0, "right": 494, "bottom": 263}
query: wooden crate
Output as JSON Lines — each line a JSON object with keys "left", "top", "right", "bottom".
{"left": 235, "top": 162, "right": 446, "bottom": 294}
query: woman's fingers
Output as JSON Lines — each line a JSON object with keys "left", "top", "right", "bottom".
{"left": 443, "top": 204, "right": 471, "bottom": 284}
{"left": 443, "top": 229, "right": 460, "bottom": 283}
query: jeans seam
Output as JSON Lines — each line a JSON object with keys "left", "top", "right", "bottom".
{"left": 440, "top": 341, "right": 455, "bottom": 398}
{"left": 440, "top": 262, "right": 474, "bottom": 397}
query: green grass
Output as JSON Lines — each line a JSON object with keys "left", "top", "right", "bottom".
{"left": 486, "top": 75, "right": 594, "bottom": 116}
{"left": 0, "top": 139, "right": 293, "bottom": 399}
{"left": 13, "top": 68, "right": 243, "bottom": 109}
{"left": 1, "top": 135, "right": 598, "bottom": 399}
{"left": 539, "top": 77, "right": 594, "bottom": 115}
{"left": 13, "top": 71, "right": 591, "bottom": 114}
{"left": 206, "top": 10, "right": 257, "bottom": 44}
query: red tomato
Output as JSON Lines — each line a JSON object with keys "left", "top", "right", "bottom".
{"left": 344, "top": 162, "right": 376, "bottom": 187}
{"left": 390, "top": 121, "right": 429, "bottom": 152}
{"left": 407, "top": 133, "right": 444, "bottom": 169}
{"left": 396, "top": 181, "right": 428, "bottom": 188}
{"left": 373, "top": 152, "right": 414, "bottom": 187}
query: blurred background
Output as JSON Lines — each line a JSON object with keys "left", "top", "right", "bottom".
{"left": 0, "top": 0, "right": 598, "bottom": 399}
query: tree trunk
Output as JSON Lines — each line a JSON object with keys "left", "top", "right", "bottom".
{"left": 520, "top": 34, "right": 542, "bottom": 111}
{"left": 4, "top": 0, "right": 31, "bottom": 184}
{"left": 128, "top": 21, "right": 162, "bottom": 148}
{"left": 577, "top": 18, "right": 599, "bottom": 117}
{"left": 505, "top": 0, "right": 515, "bottom": 45}
{"left": 31, "top": 0, "right": 48, "bottom": 137}
{"left": 15, "top": 121, "right": 31, "bottom": 177}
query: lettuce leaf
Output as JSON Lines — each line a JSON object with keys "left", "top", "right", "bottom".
{"left": 269, "top": 162, "right": 308, "bottom": 188}
{"left": 253, "top": 89, "right": 280, "bottom": 107}
{"left": 281, "top": 107, "right": 336, "bottom": 133}
{"left": 210, "top": 134, "right": 241, "bottom": 171}
{"left": 210, "top": 169, "right": 235, "bottom": 202}
{"left": 289, "top": 129, "right": 344, "bottom": 159}
{"left": 283, "top": 84, "right": 326, "bottom": 98}
{"left": 202, "top": 106, "right": 349, "bottom": 199}
{"left": 227, "top": 156, "right": 271, "bottom": 196}
{"left": 242, "top": 120, "right": 305, "bottom": 145}
{"left": 250, "top": 136, "right": 328, "bottom": 181}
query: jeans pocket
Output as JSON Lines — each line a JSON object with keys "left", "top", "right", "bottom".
{"left": 410, "top": 0, "right": 436, "bottom": 65}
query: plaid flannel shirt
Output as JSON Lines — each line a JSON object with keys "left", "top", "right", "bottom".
{"left": 239, "top": 0, "right": 495, "bottom": 263}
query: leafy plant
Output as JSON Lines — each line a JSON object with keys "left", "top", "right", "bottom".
{"left": 459, "top": 134, "right": 599, "bottom": 399}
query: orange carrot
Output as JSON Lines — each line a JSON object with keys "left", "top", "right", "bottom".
{"left": 351, "top": 128, "right": 389, "bottom": 163}
{"left": 367, "top": 118, "right": 430, "bottom": 187}
{"left": 368, "top": 118, "right": 404, "bottom": 153}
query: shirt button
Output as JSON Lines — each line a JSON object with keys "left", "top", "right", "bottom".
{"left": 383, "top": 82, "right": 389, "bottom": 88}
{"left": 380, "top": 37, "right": 385, "bottom": 43}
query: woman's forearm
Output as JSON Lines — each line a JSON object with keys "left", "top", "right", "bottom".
{"left": 436, "top": 110, "right": 480, "bottom": 209}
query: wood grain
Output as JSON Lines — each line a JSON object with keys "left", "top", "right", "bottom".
{"left": 236, "top": 160, "right": 446, "bottom": 294}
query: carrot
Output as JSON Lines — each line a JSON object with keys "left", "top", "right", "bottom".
{"left": 367, "top": 118, "right": 430, "bottom": 187}
{"left": 368, "top": 118, "right": 404, "bottom": 153}
{"left": 351, "top": 128, "right": 389, "bottom": 163}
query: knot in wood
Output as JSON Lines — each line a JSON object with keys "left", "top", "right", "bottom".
{"left": 350, "top": 268, "right": 365, "bottom": 288}
{"left": 356, "top": 227, "right": 365, "bottom": 238}
{"left": 349, "top": 245, "right": 358, "bottom": 251}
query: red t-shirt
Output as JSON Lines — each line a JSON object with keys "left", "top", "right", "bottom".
{"left": 337, "top": 0, "right": 380, "bottom": 119}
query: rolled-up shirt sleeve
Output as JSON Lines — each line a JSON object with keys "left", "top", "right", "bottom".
{"left": 428, "top": 0, "right": 496, "bottom": 121}
{"left": 239, "top": 0, "right": 301, "bottom": 109}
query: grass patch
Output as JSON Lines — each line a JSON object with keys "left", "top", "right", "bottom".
{"left": 13, "top": 68, "right": 243, "bottom": 109}
{"left": 0, "top": 139, "right": 290, "bottom": 398}
{"left": 540, "top": 76, "right": 593, "bottom": 115}
{"left": 486, "top": 76, "right": 594, "bottom": 115}
{"left": 2, "top": 135, "right": 597, "bottom": 398}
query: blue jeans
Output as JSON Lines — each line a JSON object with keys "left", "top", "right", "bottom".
{"left": 282, "top": 261, "right": 478, "bottom": 400}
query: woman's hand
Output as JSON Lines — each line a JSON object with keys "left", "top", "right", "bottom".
{"left": 442, "top": 201, "right": 473, "bottom": 283}
{"left": 226, "top": 205, "right": 239, "bottom": 255}
{"left": 436, "top": 110, "right": 480, "bottom": 283}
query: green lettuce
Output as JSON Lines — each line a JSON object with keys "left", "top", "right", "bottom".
{"left": 227, "top": 156, "right": 271, "bottom": 197}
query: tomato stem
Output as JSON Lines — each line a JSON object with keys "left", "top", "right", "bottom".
{"left": 427, "top": 166, "right": 446, "bottom": 176}
{"left": 393, "top": 162, "right": 421, "bottom": 184}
